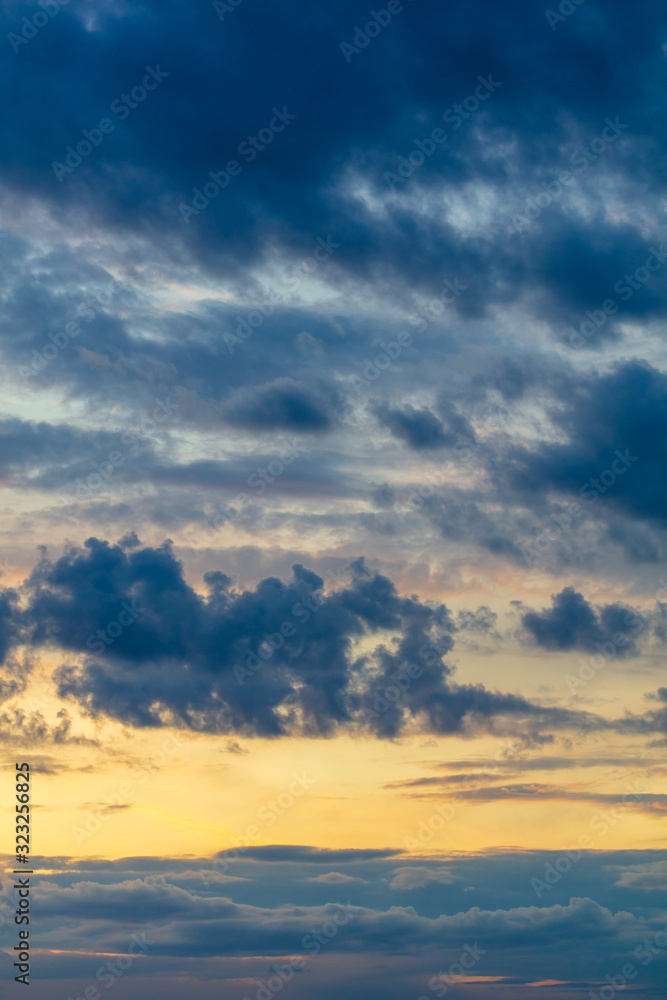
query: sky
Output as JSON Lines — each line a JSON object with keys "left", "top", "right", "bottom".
{"left": 1, "top": 0, "right": 667, "bottom": 997}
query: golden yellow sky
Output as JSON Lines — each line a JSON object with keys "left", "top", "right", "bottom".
{"left": 3, "top": 720, "right": 664, "bottom": 861}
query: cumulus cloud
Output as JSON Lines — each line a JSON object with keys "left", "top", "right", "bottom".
{"left": 0, "top": 538, "right": 635, "bottom": 741}
{"left": 521, "top": 587, "right": 649, "bottom": 655}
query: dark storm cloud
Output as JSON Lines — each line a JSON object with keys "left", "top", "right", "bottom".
{"left": 521, "top": 587, "right": 648, "bottom": 655}
{"left": 223, "top": 378, "right": 343, "bottom": 432}
{"left": 374, "top": 404, "right": 452, "bottom": 451}
{"left": 497, "top": 361, "right": 667, "bottom": 526}
{"left": 10, "top": 539, "right": 453, "bottom": 735}
{"left": 376, "top": 406, "right": 448, "bottom": 451}
{"left": 373, "top": 399, "right": 473, "bottom": 452}
{"left": 0, "top": 0, "right": 665, "bottom": 329}
{"left": 0, "top": 538, "right": 622, "bottom": 739}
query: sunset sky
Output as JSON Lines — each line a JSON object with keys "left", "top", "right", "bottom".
{"left": 1, "top": 1, "right": 667, "bottom": 998}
